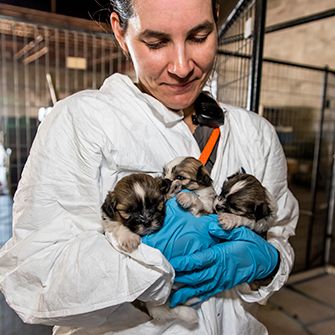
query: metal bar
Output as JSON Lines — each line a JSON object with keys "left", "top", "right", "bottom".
{"left": 55, "top": 28, "right": 60, "bottom": 95}
{"left": 74, "top": 31, "right": 79, "bottom": 91}
{"left": 218, "top": 0, "right": 251, "bottom": 41}
{"left": 217, "top": 50, "right": 335, "bottom": 74}
{"left": 2, "top": 28, "right": 10, "bottom": 194}
{"left": 101, "top": 36, "right": 105, "bottom": 86}
{"left": 220, "top": 8, "right": 335, "bottom": 46}
{"left": 325, "top": 159, "right": 335, "bottom": 264}
{"left": 247, "top": 0, "right": 267, "bottom": 113}
{"left": 92, "top": 34, "right": 97, "bottom": 88}
{"left": 13, "top": 23, "right": 21, "bottom": 186}
{"left": 236, "top": 13, "right": 243, "bottom": 104}
{"left": 1, "top": 25, "right": 8, "bottom": 135}
{"left": 324, "top": 71, "right": 334, "bottom": 265}
{"left": 305, "top": 68, "right": 329, "bottom": 269}
{"left": 23, "top": 28, "right": 30, "bottom": 156}
{"left": 266, "top": 8, "right": 335, "bottom": 34}
{"left": 64, "top": 29, "right": 69, "bottom": 95}
{"left": 83, "top": 32, "right": 88, "bottom": 88}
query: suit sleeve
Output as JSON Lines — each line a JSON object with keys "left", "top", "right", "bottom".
{"left": 0, "top": 94, "right": 173, "bottom": 326}
{"left": 237, "top": 117, "right": 299, "bottom": 304}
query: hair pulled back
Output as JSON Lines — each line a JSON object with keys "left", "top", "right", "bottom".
{"left": 110, "top": 0, "right": 219, "bottom": 31}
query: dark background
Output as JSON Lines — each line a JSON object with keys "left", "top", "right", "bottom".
{"left": 0, "top": 0, "right": 237, "bottom": 24}
{"left": 0, "top": 0, "right": 111, "bottom": 21}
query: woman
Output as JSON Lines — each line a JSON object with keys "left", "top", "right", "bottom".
{"left": 0, "top": 0, "right": 298, "bottom": 334}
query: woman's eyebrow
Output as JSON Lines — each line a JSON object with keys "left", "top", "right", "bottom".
{"left": 138, "top": 30, "right": 169, "bottom": 40}
{"left": 188, "top": 21, "right": 215, "bottom": 35}
{"left": 138, "top": 21, "right": 215, "bottom": 40}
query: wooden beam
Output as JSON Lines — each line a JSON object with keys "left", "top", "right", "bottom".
{"left": 0, "top": 3, "right": 111, "bottom": 34}
{"left": 22, "top": 46, "right": 48, "bottom": 64}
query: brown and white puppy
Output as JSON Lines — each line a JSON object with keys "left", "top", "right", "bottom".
{"left": 163, "top": 156, "right": 217, "bottom": 216}
{"left": 214, "top": 172, "right": 277, "bottom": 233}
{"left": 101, "top": 173, "right": 198, "bottom": 324}
{"left": 101, "top": 173, "right": 170, "bottom": 252}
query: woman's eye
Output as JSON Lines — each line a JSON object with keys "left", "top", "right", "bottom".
{"left": 144, "top": 40, "right": 168, "bottom": 50}
{"left": 189, "top": 35, "right": 208, "bottom": 44}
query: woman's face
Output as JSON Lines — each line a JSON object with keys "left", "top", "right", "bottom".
{"left": 112, "top": 0, "right": 218, "bottom": 111}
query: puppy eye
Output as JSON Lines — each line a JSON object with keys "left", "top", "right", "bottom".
{"left": 176, "top": 175, "right": 186, "bottom": 180}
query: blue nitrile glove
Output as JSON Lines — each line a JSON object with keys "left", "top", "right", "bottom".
{"left": 142, "top": 192, "right": 220, "bottom": 260}
{"left": 169, "top": 222, "right": 279, "bottom": 307}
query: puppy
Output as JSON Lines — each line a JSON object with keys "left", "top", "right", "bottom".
{"left": 101, "top": 173, "right": 169, "bottom": 252}
{"left": 101, "top": 173, "right": 198, "bottom": 324}
{"left": 163, "top": 156, "right": 277, "bottom": 234}
{"left": 214, "top": 172, "right": 277, "bottom": 233}
{"left": 163, "top": 156, "right": 217, "bottom": 216}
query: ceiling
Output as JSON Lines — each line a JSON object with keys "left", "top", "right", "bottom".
{"left": 0, "top": 0, "right": 238, "bottom": 23}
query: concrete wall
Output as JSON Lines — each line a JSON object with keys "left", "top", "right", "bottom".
{"left": 264, "top": 0, "right": 335, "bottom": 68}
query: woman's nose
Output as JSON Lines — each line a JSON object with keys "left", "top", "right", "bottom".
{"left": 167, "top": 45, "right": 194, "bottom": 79}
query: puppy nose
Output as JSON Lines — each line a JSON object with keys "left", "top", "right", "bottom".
{"left": 215, "top": 198, "right": 226, "bottom": 212}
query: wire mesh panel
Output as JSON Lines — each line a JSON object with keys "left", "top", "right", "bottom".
{"left": 260, "top": 61, "right": 334, "bottom": 272}
{"left": 0, "top": 18, "right": 132, "bottom": 199}
{"left": 216, "top": 0, "right": 255, "bottom": 108}
{"left": 0, "top": 16, "right": 132, "bottom": 335}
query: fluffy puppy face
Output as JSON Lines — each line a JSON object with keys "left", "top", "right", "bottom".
{"left": 214, "top": 172, "right": 273, "bottom": 221}
{"left": 163, "top": 156, "right": 212, "bottom": 197}
{"left": 101, "top": 174, "right": 170, "bottom": 236}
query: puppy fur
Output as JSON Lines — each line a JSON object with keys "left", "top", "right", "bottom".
{"left": 101, "top": 173, "right": 169, "bottom": 252}
{"left": 163, "top": 156, "right": 217, "bottom": 216}
{"left": 214, "top": 172, "right": 277, "bottom": 233}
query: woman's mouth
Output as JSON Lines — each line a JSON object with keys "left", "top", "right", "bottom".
{"left": 163, "top": 79, "right": 197, "bottom": 92}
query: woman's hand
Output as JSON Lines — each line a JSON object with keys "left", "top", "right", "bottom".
{"left": 169, "top": 223, "right": 279, "bottom": 307}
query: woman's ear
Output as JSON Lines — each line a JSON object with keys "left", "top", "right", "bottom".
{"left": 110, "top": 12, "right": 129, "bottom": 56}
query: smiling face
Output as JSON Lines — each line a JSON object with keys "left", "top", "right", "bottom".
{"left": 111, "top": 0, "right": 218, "bottom": 111}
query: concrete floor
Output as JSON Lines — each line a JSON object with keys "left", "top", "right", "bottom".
{"left": 1, "top": 193, "right": 335, "bottom": 335}
{"left": 252, "top": 268, "right": 335, "bottom": 335}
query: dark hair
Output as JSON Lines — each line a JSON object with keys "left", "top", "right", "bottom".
{"left": 111, "top": 0, "right": 219, "bottom": 31}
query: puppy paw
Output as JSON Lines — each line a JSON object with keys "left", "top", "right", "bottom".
{"left": 117, "top": 231, "right": 140, "bottom": 252}
{"left": 147, "top": 304, "right": 198, "bottom": 324}
{"left": 176, "top": 192, "right": 194, "bottom": 209}
{"left": 172, "top": 305, "right": 198, "bottom": 324}
{"left": 218, "top": 213, "right": 239, "bottom": 230}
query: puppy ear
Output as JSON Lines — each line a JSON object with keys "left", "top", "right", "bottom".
{"left": 157, "top": 177, "right": 171, "bottom": 195}
{"left": 196, "top": 165, "right": 212, "bottom": 186}
{"left": 101, "top": 192, "right": 117, "bottom": 219}
{"left": 227, "top": 171, "right": 242, "bottom": 179}
{"left": 254, "top": 203, "right": 271, "bottom": 221}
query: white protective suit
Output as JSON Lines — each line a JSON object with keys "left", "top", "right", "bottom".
{"left": 0, "top": 73, "right": 299, "bottom": 334}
